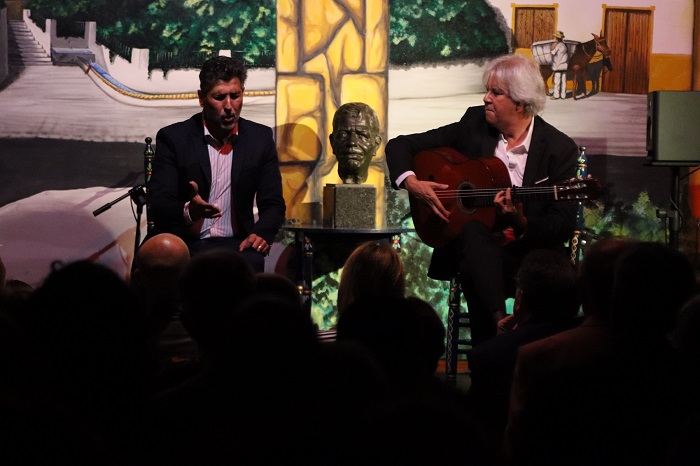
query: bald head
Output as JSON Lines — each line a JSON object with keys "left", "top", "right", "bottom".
{"left": 137, "top": 233, "right": 190, "bottom": 269}
{"left": 133, "top": 233, "right": 190, "bottom": 295}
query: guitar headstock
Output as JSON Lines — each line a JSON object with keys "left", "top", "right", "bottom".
{"left": 557, "top": 176, "right": 604, "bottom": 201}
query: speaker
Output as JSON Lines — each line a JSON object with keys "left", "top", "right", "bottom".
{"left": 646, "top": 91, "right": 700, "bottom": 166}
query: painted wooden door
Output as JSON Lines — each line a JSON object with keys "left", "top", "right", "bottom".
{"left": 512, "top": 6, "right": 555, "bottom": 49}
{"left": 603, "top": 7, "right": 652, "bottom": 95}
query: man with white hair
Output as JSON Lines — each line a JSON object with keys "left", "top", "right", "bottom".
{"left": 385, "top": 53, "right": 579, "bottom": 345}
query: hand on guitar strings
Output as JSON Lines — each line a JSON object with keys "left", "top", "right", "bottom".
{"left": 404, "top": 175, "right": 451, "bottom": 222}
{"left": 495, "top": 188, "right": 528, "bottom": 236}
{"left": 494, "top": 187, "right": 517, "bottom": 215}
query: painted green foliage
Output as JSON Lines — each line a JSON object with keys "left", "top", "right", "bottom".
{"left": 585, "top": 192, "right": 666, "bottom": 243}
{"left": 389, "top": 0, "right": 509, "bottom": 65}
{"left": 25, "top": 0, "right": 507, "bottom": 67}
{"left": 26, "top": 0, "right": 276, "bottom": 66}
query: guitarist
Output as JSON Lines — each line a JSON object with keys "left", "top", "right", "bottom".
{"left": 385, "top": 53, "right": 579, "bottom": 346}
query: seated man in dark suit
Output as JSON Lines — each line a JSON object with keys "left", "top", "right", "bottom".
{"left": 146, "top": 55, "right": 286, "bottom": 272}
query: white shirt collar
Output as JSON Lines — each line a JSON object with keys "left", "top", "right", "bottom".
{"left": 501, "top": 117, "right": 534, "bottom": 154}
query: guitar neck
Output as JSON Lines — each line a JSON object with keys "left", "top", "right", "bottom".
{"left": 513, "top": 186, "right": 564, "bottom": 202}
{"left": 457, "top": 186, "right": 565, "bottom": 207}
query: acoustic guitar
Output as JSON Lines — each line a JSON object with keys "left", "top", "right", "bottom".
{"left": 410, "top": 147, "right": 602, "bottom": 248}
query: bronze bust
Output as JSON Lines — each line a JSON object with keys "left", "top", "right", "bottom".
{"left": 329, "top": 102, "right": 382, "bottom": 184}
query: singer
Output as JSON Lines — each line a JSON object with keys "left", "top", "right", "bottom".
{"left": 145, "top": 56, "right": 286, "bottom": 273}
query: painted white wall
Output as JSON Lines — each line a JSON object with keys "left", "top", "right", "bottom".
{"left": 487, "top": 0, "right": 694, "bottom": 55}
{"left": 19, "top": 1, "right": 694, "bottom": 97}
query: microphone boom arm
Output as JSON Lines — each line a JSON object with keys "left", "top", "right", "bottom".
{"left": 92, "top": 185, "right": 147, "bottom": 217}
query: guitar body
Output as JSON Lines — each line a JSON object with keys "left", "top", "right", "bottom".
{"left": 411, "top": 147, "right": 511, "bottom": 248}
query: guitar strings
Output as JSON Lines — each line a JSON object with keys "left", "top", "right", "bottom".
{"left": 434, "top": 187, "right": 574, "bottom": 198}
{"left": 432, "top": 180, "right": 594, "bottom": 199}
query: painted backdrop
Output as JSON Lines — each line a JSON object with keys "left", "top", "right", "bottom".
{"left": 0, "top": 0, "right": 697, "bottom": 327}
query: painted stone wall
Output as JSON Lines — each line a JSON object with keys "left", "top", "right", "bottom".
{"left": 276, "top": 0, "right": 389, "bottom": 226}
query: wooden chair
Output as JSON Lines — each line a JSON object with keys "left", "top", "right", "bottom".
{"left": 444, "top": 275, "right": 471, "bottom": 381}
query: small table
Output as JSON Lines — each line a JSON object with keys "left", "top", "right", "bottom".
{"left": 280, "top": 224, "right": 414, "bottom": 315}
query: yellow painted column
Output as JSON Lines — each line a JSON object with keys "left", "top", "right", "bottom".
{"left": 276, "top": 0, "right": 389, "bottom": 227}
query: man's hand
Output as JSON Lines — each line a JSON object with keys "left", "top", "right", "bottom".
{"left": 187, "top": 181, "right": 222, "bottom": 221}
{"left": 240, "top": 233, "right": 270, "bottom": 255}
{"left": 495, "top": 188, "right": 527, "bottom": 235}
{"left": 403, "top": 175, "right": 451, "bottom": 222}
{"left": 494, "top": 187, "right": 517, "bottom": 215}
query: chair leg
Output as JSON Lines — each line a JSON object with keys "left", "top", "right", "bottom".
{"left": 445, "top": 276, "right": 462, "bottom": 380}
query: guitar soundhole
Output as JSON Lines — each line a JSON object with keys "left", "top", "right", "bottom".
{"left": 457, "top": 181, "right": 477, "bottom": 214}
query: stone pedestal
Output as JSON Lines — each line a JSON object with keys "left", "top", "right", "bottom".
{"left": 323, "top": 184, "right": 376, "bottom": 228}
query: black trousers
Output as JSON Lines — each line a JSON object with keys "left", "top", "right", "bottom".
{"left": 457, "top": 221, "right": 522, "bottom": 346}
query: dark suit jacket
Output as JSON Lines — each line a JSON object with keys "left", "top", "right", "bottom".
{"left": 503, "top": 317, "right": 617, "bottom": 465}
{"left": 385, "top": 105, "right": 579, "bottom": 279}
{"left": 147, "top": 113, "right": 286, "bottom": 245}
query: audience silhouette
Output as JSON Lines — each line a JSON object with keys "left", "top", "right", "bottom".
{"left": 319, "top": 240, "right": 406, "bottom": 342}
{"left": 178, "top": 247, "right": 256, "bottom": 360}
{"left": 336, "top": 294, "right": 490, "bottom": 464}
{"left": 131, "top": 233, "right": 190, "bottom": 336}
{"left": 336, "top": 240, "right": 406, "bottom": 314}
{"left": 606, "top": 241, "right": 696, "bottom": 465}
{"left": 504, "top": 237, "right": 633, "bottom": 465}
{"left": 466, "top": 247, "right": 581, "bottom": 463}
{"left": 506, "top": 240, "right": 697, "bottom": 466}
{"left": 21, "top": 260, "right": 154, "bottom": 464}
{"left": 255, "top": 271, "right": 304, "bottom": 309}
{"left": 0, "top": 255, "right": 34, "bottom": 317}
{"left": 142, "top": 292, "right": 322, "bottom": 465}
{"left": 131, "top": 233, "right": 195, "bottom": 387}
{"left": 667, "top": 293, "right": 700, "bottom": 465}
{"left": 1, "top": 236, "right": 699, "bottom": 465}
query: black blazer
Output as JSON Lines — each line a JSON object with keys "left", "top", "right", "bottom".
{"left": 147, "top": 113, "right": 286, "bottom": 245}
{"left": 385, "top": 105, "right": 579, "bottom": 279}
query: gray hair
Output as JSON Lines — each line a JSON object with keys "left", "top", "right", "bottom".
{"left": 482, "top": 54, "right": 546, "bottom": 116}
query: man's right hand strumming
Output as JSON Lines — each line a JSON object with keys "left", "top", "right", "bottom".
{"left": 403, "top": 175, "right": 451, "bottom": 222}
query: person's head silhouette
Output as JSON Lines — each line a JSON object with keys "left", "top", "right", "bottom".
{"left": 329, "top": 102, "right": 382, "bottom": 184}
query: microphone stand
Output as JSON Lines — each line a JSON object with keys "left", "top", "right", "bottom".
{"left": 93, "top": 185, "right": 147, "bottom": 260}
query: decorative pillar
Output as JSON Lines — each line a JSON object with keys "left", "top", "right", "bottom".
{"left": 276, "top": 0, "right": 389, "bottom": 227}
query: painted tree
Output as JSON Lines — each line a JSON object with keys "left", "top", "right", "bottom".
{"left": 26, "top": 0, "right": 507, "bottom": 67}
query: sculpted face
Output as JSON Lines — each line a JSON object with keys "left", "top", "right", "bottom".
{"left": 330, "top": 104, "right": 381, "bottom": 184}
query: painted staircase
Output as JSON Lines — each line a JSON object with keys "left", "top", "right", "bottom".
{"left": 8, "top": 20, "right": 52, "bottom": 66}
